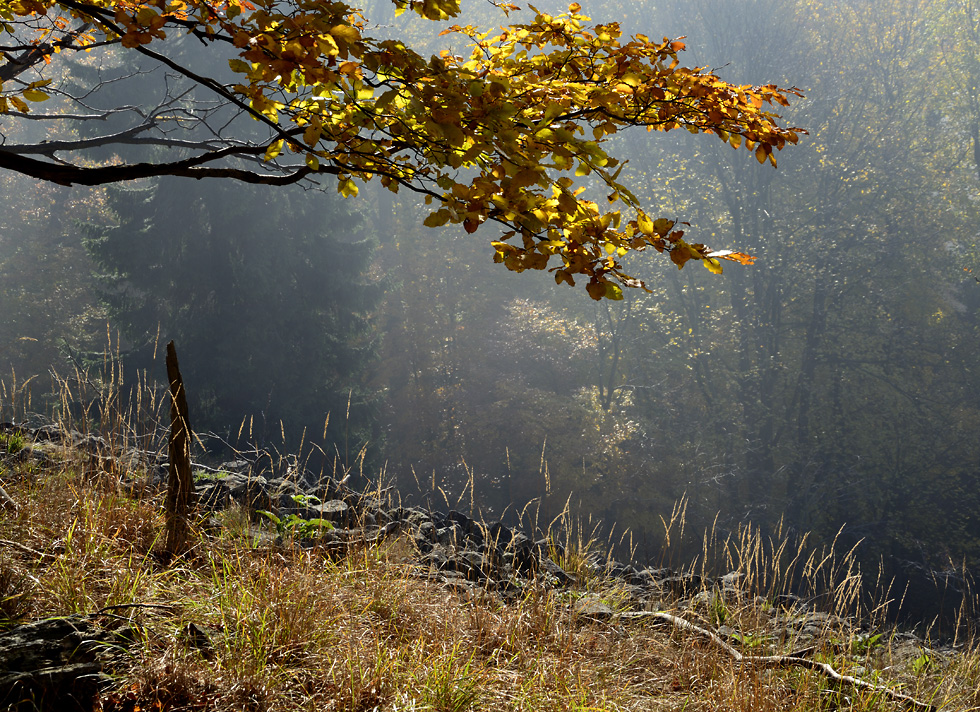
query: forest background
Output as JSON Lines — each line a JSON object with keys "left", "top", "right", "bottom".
{"left": 3, "top": 0, "right": 980, "bottom": 626}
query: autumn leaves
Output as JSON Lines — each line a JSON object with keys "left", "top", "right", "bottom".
{"left": 0, "top": 0, "right": 801, "bottom": 297}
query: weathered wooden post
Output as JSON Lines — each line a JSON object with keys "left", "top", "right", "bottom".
{"left": 164, "top": 340, "right": 195, "bottom": 558}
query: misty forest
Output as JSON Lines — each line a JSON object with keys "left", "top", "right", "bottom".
{"left": 3, "top": 0, "right": 980, "bottom": 628}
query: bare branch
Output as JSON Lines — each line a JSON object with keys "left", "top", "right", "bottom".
{"left": 0, "top": 145, "right": 322, "bottom": 185}
{"left": 619, "top": 611, "right": 938, "bottom": 712}
{"left": 55, "top": 0, "right": 295, "bottom": 144}
{"left": 1, "top": 132, "right": 255, "bottom": 157}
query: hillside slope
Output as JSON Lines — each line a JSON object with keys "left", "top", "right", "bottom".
{"left": 0, "top": 422, "right": 977, "bottom": 711}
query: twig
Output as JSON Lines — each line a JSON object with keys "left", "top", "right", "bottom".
{"left": 619, "top": 611, "right": 937, "bottom": 711}
{"left": 0, "top": 538, "right": 57, "bottom": 560}
{"left": 0, "top": 483, "right": 18, "bottom": 510}
{"left": 95, "top": 603, "right": 180, "bottom": 615}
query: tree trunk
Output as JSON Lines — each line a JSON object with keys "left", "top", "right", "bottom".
{"left": 165, "top": 340, "right": 195, "bottom": 558}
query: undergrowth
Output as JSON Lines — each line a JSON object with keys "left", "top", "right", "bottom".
{"left": 0, "top": 366, "right": 978, "bottom": 711}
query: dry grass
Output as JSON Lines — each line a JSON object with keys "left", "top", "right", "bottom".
{"left": 0, "top": 448, "right": 979, "bottom": 712}
{"left": 1, "top": 367, "right": 979, "bottom": 711}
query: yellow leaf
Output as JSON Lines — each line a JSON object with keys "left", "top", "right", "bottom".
{"left": 339, "top": 177, "right": 359, "bottom": 198}
{"left": 637, "top": 212, "right": 654, "bottom": 236}
{"left": 264, "top": 139, "right": 284, "bottom": 161}
{"left": 317, "top": 34, "right": 339, "bottom": 56}
{"left": 300, "top": 122, "right": 318, "bottom": 144}
{"left": 542, "top": 101, "right": 564, "bottom": 123}
{"left": 21, "top": 89, "right": 48, "bottom": 102}
{"left": 305, "top": 153, "right": 319, "bottom": 170}
{"left": 557, "top": 191, "right": 577, "bottom": 214}
{"left": 375, "top": 88, "right": 399, "bottom": 111}
{"left": 555, "top": 270, "right": 575, "bottom": 287}
{"left": 620, "top": 73, "right": 643, "bottom": 88}
{"left": 329, "top": 24, "right": 361, "bottom": 44}
{"left": 703, "top": 257, "right": 723, "bottom": 274}
{"left": 423, "top": 209, "right": 451, "bottom": 227}
{"left": 652, "top": 218, "right": 674, "bottom": 236}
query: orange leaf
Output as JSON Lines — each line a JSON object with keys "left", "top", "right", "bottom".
{"left": 707, "top": 250, "right": 756, "bottom": 265}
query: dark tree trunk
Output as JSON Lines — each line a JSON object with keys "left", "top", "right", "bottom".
{"left": 165, "top": 340, "right": 195, "bottom": 558}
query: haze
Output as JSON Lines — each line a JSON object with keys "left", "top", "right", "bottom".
{"left": 1, "top": 0, "right": 976, "bottom": 626}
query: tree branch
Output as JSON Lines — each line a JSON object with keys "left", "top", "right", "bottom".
{"left": 0, "top": 146, "right": 322, "bottom": 185}
{"left": 55, "top": 0, "right": 296, "bottom": 144}
{"left": 0, "top": 128, "right": 254, "bottom": 157}
{"left": 619, "top": 611, "right": 938, "bottom": 711}
{"left": 0, "top": 22, "right": 97, "bottom": 82}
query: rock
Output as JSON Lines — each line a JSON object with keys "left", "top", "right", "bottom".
{"left": 195, "top": 481, "right": 229, "bottom": 510}
{"left": 446, "top": 510, "right": 474, "bottom": 531}
{"left": 416, "top": 521, "right": 436, "bottom": 542}
{"left": 436, "top": 525, "right": 462, "bottom": 547}
{"left": 535, "top": 538, "right": 563, "bottom": 560}
{"left": 0, "top": 616, "right": 133, "bottom": 711}
{"left": 306, "top": 499, "right": 350, "bottom": 525}
{"left": 509, "top": 531, "right": 531, "bottom": 550}
{"left": 628, "top": 568, "right": 658, "bottom": 587}
{"left": 771, "top": 593, "right": 806, "bottom": 610}
{"left": 217, "top": 459, "right": 251, "bottom": 474}
{"left": 222, "top": 472, "right": 270, "bottom": 509}
{"left": 605, "top": 561, "right": 630, "bottom": 578}
{"left": 574, "top": 595, "right": 616, "bottom": 619}
{"left": 31, "top": 425, "right": 65, "bottom": 442}
{"left": 487, "top": 521, "right": 514, "bottom": 547}
{"left": 513, "top": 542, "right": 538, "bottom": 575}
{"left": 423, "top": 548, "right": 450, "bottom": 571}
{"left": 663, "top": 574, "right": 702, "bottom": 597}
{"left": 389, "top": 507, "right": 432, "bottom": 531}
{"left": 460, "top": 551, "right": 491, "bottom": 581}
{"left": 719, "top": 571, "right": 744, "bottom": 589}
{"left": 265, "top": 477, "right": 306, "bottom": 511}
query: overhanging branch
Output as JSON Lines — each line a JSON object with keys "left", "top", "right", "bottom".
{"left": 0, "top": 147, "right": 322, "bottom": 185}
{"left": 1, "top": 129, "right": 254, "bottom": 157}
